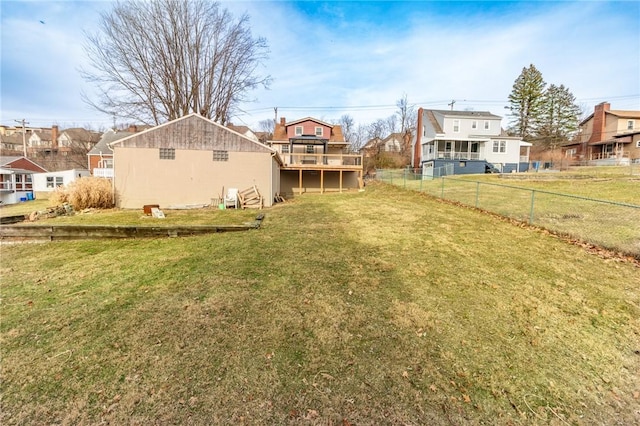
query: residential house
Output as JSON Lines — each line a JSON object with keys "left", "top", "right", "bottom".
{"left": 88, "top": 129, "right": 135, "bottom": 177}
{"left": 0, "top": 156, "right": 47, "bottom": 205}
{"left": 268, "top": 117, "right": 363, "bottom": 195}
{"left": 28, "top": 127, "right": 55, "bottom": 154}
{"left": 412, "top": 108, "right": 530, "bottom": 176}
{"left": 562, "top": 102, "right": 640, "bottom": 165}
{"left": 32, "top": 169, "right": 91, "bottom": 199}
{"left": 362, "top": 133, "right": 404, "bottom": 156}
{"left": 58, "top": 128, "right": 101, "bottom": 153}
{"left": 0, "top": 132, "right": 25, "bottom": 155}
{"left": 110, "top": 113, "right": 282, "bottom": 209}
{"left": 227, "top": 124, "right": 260, "bottom": 142}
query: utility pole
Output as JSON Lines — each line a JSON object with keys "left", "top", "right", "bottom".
{"left": 448, "top": 100, "right": 456, "bottom": 110}
{"left": 14, "top": 118, "right": 28, "bottom": 157}
{"left": 273, "top": 107, "right": 278, "bottom": 128}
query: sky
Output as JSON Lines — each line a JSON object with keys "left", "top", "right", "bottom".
{"left": 1, "top": 0, "right": 639, "bottom": 132}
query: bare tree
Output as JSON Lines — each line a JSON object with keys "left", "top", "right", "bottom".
{"left": 395, "top": 94, "right": 416, "bottom": 135}
{"left": 338, "top": 114, "right": 355, "bottom": 145}
{"left": 367, "top": 119, "right": 388, "bottom": 140}
{"left": 258, "top": 119, "right": 274, "bottom": 133}
{"left": 82, "top": 0, "right": 271, "bottom": 125}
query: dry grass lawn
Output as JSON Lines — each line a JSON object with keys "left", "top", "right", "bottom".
{"left": 1, "top": 182, "right": 639, "bottom": 425}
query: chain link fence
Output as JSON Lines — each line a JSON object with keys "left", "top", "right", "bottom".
{"left": 375, "top": 168, "right": 640, "bottom": 257}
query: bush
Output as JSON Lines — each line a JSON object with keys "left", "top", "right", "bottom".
{"left": 49, "top": 177, "right": 114, "bottom": 210}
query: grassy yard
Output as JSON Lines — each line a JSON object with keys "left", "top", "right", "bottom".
{"left": 1, "top": 182, "right": 639, "bottom": 425}
{"left": 380, "top": 168, "right": 640, "bottom": 257}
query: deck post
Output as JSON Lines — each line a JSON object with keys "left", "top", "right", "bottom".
{"left": 320, "top": 170, "right": 324, "bottom": 194}
{"left": 339, "top": 170, "right": 343, "bottom": 192}
{"left": 299, "top": 169, "right": 303, "bottom": 195}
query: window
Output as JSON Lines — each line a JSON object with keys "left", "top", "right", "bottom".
{"left": 213, "top": 150, "right": 229, "bottom": 161}
{"left": 484, "top": 121, "right": 490, "bottom": 130}
{"left": 628, "top": 120, "right": 634, "bottom": 130}
{"left": 281, "top": 145, "right": 289, "bottom": 154}
{"left": 98, "top": 158, "right": 113, "bottom": 168}
{"left": 306, "top": 145, "right": 315, "bottom": 154}
{"left": 453, "top": 120, "right": 460, "bottom": 133}
{"left": 315, "top": 127, "right": 323, "bottom": 136}
{"left": 159, "top": 148, "right": 175, "bottom": 159}
{"left": 492, "top": 140, "right": 506, "bottom": 153}
{"left": 459, "top": 161, "right": 466, "bottom": 167}
{"left": 46, "top": 176, "right": 63, "bottom": 188}
{"left": 471, "top": 121, "right": 477, "bottom": 129}
{"left": 636, "top": 140, "right": 640, "bottom": 148}
{"left": 295, "top": 126, "right": 303, "bottom": 136}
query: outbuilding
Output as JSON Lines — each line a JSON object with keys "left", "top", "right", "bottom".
{"left": 110, "top": 113, "right": 281, "bottom": 209}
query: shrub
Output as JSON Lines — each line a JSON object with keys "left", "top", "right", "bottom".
{"left": 49, "top": 177, "right": 114, "bottom": 210}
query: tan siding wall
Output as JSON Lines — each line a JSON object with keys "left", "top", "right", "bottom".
{"left": 271, "top": 157, "right": 280, "bottom": 200}
{"left": 117, "top": 115, "right": 271, "bottom": 153}
{"left": 114, "top": 147, "right": 274, "bottom": 208}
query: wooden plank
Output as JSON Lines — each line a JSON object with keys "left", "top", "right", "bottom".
{"left": 0, "top": 219, "right": 264, "bottom": 241}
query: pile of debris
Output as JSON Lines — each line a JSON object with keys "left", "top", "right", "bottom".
{"left": 238, "top": 186, "right": 263, "bottom": 209}
{"left": 29, "top": 203, "right": 74, "bottom": 222}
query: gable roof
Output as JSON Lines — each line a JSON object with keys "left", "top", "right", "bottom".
{"left": 579, "top": 109, "right": 640, "bottom": 126}
{"left": 31, "top": 129, "right": 53, "bottom": 142}
{"left": 88, "top": 130, "right": 135, "bottom": 156}
{"left": 429, "top": 109, "right": 502, "bottom": 119}
{"left": 285, "top": 117, "right": 334, "bottom": 127}
{"left": 271, "top": 117, "right": 345, "bottom": 143}
{"left": 60, "top": 128, "right": 101, "bottom": 143}
{"left": 0, "top": 156, "right": 48, "bottom": 172}
{"left": 109, "top": 113, "right": 276, "bottom": 154}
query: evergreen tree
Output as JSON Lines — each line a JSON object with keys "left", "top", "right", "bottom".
{"left": 507, "top": 64, "right": 546, "bottom": 140}
{"left": 533, "top": 84, "right": 581, "bottom": 149}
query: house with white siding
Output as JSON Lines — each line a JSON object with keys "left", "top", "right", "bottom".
{"left": 412, "top": 108, "right": 530, "bottom": 176}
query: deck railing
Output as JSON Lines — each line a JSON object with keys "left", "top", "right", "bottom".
{"left": 0, "top": 181, "right": 32, "bottom": 191}
{"left": 590, "top": 151, "right": 629, "bottom": 160}
{"left": 424, "top": 151, "right": 481, "bottom": 161}
{"left": 93, "top": 168, "right": 114, "bottom": 178}
{"left": 283, "top": 153, "right": 362, "bottom": 168}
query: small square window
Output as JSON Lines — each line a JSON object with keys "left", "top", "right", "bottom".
{"left": 459, "top": 161, "right": 466, "bottom": 167}
{"left": 471, "top": 121, "right": 477, "bottom": 129}
{"left": 628, "top": 120, "right": 634, "bottom": 130}
{"left": 306, "top": 145, "right": 315, "bottom": 154}
{"left": 159, "top": 148, "right": 175, "bottom": 160}
{"left": 295, "top": 126, "right": 303, "bottom": 136}
{"left": 453, "top": 120, "right": 460, "bottom": 133}
{"left": 484, "top": 121, "right": 490, "bottom": 130}
{"left": 213, "top": 150, "right": 229, "bottom": 161}
{"left": 281, "top": 145, "right": 289, "bottom": 154}
{"left": 315, "top": 127, "right": 323, "bottom": 136}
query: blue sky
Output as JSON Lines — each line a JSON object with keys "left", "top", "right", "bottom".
{"left": 1, "top": 1, "right": 639, "bottom": 131}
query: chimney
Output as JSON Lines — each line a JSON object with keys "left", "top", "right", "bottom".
{"left": 51, "top": 125, "right": 59, "bottom": 149}
{"left": 589, "top": 102, "right": 610, "bottom": 143}
{"left": 280, "top": 117, "right": 286, "bottom": 126}
{"left": 413, "top": 108, "right": 424, "bottom": 169}
{"left": 128, "top": 124, "right": 137, "bottom": 133}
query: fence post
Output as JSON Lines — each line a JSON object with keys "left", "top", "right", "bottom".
{"left": 475, "top": 181, "right": 480, "bottom": 208}
{"left": 529, "top": 190, "right": 536, "bottom": 224}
